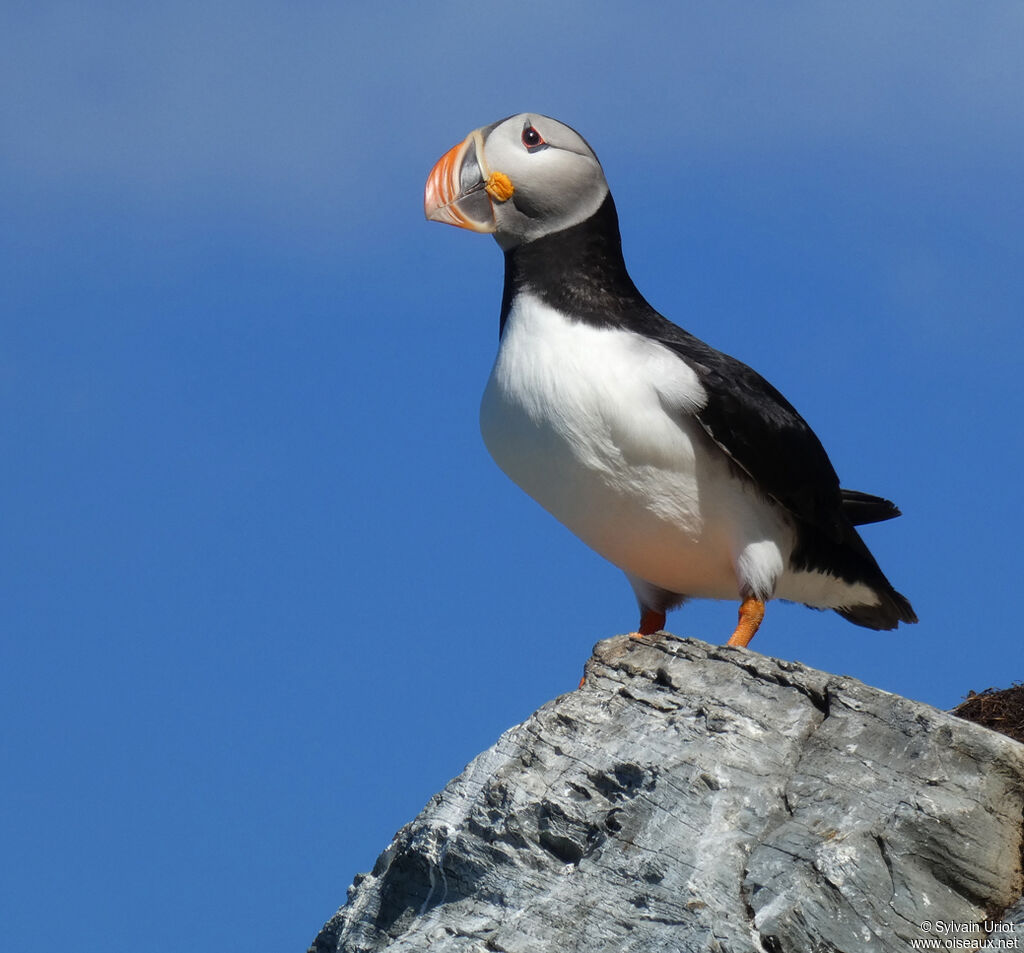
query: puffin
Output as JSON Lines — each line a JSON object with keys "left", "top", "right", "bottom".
{"left": 424, "top": 113, "right": 916, "bottom": 647}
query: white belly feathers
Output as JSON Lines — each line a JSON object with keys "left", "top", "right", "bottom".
{"left": 479, "top": 293, "right": 793, "bottom": 602}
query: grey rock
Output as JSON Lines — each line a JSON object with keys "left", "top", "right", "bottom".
{"left": 310, "top": 635, "right": 1024, "bottom": 953}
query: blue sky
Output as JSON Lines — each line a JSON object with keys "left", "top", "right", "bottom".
{"left": 2, "top": 3, "right": 1022, "bottom": 950}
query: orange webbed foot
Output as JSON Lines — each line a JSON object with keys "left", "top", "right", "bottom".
{"left": 629, "top": 608, "right": 666, "bottom": 639}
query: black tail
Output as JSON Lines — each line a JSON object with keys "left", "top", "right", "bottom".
{"left": 791, "top": 514, "right": 917, "bottom": 631}
{"left": 840, "top": 488, "right": 902, "bottom": 526}
{"left": 836, "top": 588, "right": 918, "bottom": 630}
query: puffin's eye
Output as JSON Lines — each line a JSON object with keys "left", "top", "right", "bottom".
{"left": 521, "top": 125, "right": 545, "bottom": 150}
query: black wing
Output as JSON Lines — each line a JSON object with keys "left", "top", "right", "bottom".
{"left": 645, "top": 316, "right": 850, "bottom": 539}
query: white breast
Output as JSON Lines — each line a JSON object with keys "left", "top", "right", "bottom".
{"left": 479, "top": 294, "right": 794, "bottom": 602}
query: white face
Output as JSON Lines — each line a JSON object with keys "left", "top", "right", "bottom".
{"left": 480, "top": 114, "right": 610, "bottom": 248}
{"left": 424, "top": 113, "right": 610, "bottom": 250}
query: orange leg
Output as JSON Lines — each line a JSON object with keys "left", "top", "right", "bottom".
{"left": 630, "top": 607, "right": 666, "bottom": 640}
{"left": 726, "top": 597, "right": 765, "bottom": 647}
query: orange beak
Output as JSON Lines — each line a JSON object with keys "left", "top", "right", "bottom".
{"left": 424, "top": 131, "right": 499, "bottom": 233}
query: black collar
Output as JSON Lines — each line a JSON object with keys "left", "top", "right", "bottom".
{"left": 499, "top": 194, "right": 656, "bottom": 336}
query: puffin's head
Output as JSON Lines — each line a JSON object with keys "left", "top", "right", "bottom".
{"left": 424, "top": 113, "right": 609, "bottom": 250}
